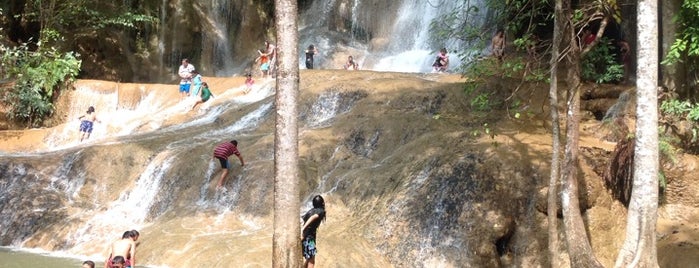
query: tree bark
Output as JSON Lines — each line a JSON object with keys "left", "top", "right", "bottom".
{"left": 560, "top": 1, "right": 604, "bottom": 265}
{"left": 272, "top": 1, "right": 301, "bottom": 267}
{"left": 547, "top": 0, "right": 563, "bottom": 267}
{"left": 614, "top": 0, "right": 660, "bottom": 266}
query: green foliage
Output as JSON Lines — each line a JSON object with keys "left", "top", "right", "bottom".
{"left": 658, "top": 131, "right": 680, "bottom": 164}
{"left": 662, "top": 0, "right": 699, "bottom": 65}
{"left": 581, "top": 37, "right": 624, "bottom": 83}
{"left": 660, "top": 99, "right": 699, "bottom": 121}
{"left": 0, "top": 41, "right": 81, "bottom": 127}
{"left": 22, "top": 0, "right": 156, "bottom": 47}
{"left": 659, "top": 98, "right": 699, "bottom": 151}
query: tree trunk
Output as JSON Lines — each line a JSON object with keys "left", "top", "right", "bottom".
{"left": 560, "top": 1, "right": 604, "bottom": 264}
{"left": 272, "top": 1, "right": 301, "bottom": 267}
{"left": 547, "top": 0, "right": 563, "bottom": 267}
{"left": 613, "top": 0, "right": 660, "bottom": 266}
{"left": 660, "top": 0, "right": 686, "bottom": 97}
{"left": 561, "top": 58, "right": 604, "bottom": 268}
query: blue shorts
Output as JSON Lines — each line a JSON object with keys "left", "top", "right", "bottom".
{"left": 216, "top": 157, "right": 230, "bottom": 169}
{"left": 261, "top": 63, "right": 270, "bottom": 71}
{"left": 79, "top": 120, "right": 94, "bottom": 133}
{"left": 179, "top": 83, "right": 191, "bottom": 93}
{"left": 302, "top": 235, "right": 317, "bottom": 260}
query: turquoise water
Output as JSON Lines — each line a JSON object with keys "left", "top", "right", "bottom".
{"left": 0, "top": 247, "right": 97, "bottom": 268}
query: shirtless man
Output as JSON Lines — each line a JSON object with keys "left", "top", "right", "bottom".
{"left": 491, "top": 29, "right": 505, "bottom": 62}
{"left": 104, "top": 230, "right": 138, "bottom": 268}
{"left": 264, "top": 40, "right": 277, "bottom": 76}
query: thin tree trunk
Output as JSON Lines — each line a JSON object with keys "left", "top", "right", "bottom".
{"left": 547, "top": 0, "right": 563, "bottom": 267}
{"left": 614, "top": 0, "right": 660, "bottom": 266}
{"left": 561, "top": 60, "right": 603, "bottom": 267}
{"left": 560, "top": 3, "right": 604, "bottom": 263}
{"left": 272, "top": 0, "right": 300, "bottom": 267}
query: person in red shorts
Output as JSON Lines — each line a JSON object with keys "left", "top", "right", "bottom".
{"left": 213, "top": 140, "right": 245, "bottom": 188}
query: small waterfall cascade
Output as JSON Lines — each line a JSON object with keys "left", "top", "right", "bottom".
{"left": 298, "top": 0, "right": 489, "bottom": 72}
{"left": 195, "top": 0, "right": 236, "bottom": 76}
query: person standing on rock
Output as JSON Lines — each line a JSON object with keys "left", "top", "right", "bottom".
{"left": 301, "top": 195, "right": 327, "bottom": 268}
{"left": 178, "top": 58, "right": 195, "bottom": 100}
{"left": 213, "top": 140, "right": 244, "bottom": 188}
{"left": 265, "top": 40, "right": 277, "bottom": 76}
{"left": 78, "top": 106, "right": 100, "bottom": 142}
{"left": 305, "top": 44, "right": 319, "bottom": 69}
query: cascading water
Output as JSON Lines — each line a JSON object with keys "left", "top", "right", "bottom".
{"left": 298, "top": 0, "right": 488, "bottom": 72}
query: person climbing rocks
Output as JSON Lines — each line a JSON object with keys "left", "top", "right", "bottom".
{"left": 212, "top": 140, "right": 244, "bottom": 188}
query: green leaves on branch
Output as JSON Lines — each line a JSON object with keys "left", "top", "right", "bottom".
{"left": 0, "top": 41, "right": 81, "bottom": 127}
{"left": 663, "top": 0, "right": 699, "bottom": 65}
{"left": 581, "top": 37, "right": 624, "bottom": 83}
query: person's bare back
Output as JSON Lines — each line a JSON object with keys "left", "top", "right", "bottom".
{"left": 110, "top": 238, "right": 135, "bottom": 260}
{"left": 105, "top": 231, "right": 137, "bottom": 268}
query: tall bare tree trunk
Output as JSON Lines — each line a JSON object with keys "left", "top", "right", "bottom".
{"left": 272, "top": 0, "right": 300, "bottom": 267}
{"left": 547, "top": 0, "right": 563, "bottom": 267}
{"left": 559, "top": 0, "right": 604, "bottom": 265}
{"left": 614, "top": 0, "right": 660, "bottom": 266}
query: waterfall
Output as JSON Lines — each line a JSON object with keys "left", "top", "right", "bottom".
{"left": 298, "top": 0, "right": 488, "bottom": 72}
{"left": 194, "top": 1, "right": 236, "bottom": 76}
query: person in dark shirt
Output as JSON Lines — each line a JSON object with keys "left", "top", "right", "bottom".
{"left": 301, "top": 195, "right": 327, "bottom": 268}
{"left": 305, "top": 44, "right": 319, "bottom": 69}
{"left": 212, "top": 140, "right": 244, "bottom": 188}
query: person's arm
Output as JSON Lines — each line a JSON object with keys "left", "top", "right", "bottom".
{"left": 104, "top": 243, "right": 113, "bottom": 268}
{"left": 236, "top": 154, "right": 244, "bottom": 166}
{"left": 130, "top": 241, "right": 136, "bottom": 268}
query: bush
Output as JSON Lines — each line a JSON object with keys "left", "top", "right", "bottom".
{"left": 0, "top": 41, "right": 81, "bottom": 127}
{"left": 581, "top": 37, "right": 624, "bottom": 84}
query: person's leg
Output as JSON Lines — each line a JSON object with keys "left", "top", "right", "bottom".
{"left": 191, "top": 99, "right": 203, "bottom": 111}
{"left": 306, "top": 256, "right": 315, "bottom": 268}
{"left": 217, "top": 168, "right": 229, "bottom": 188}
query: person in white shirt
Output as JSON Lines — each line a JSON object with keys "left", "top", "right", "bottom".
{"left": 178, "top": 58, "right": 195, "bottom": 99}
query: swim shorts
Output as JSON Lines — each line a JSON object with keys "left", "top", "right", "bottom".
{"left": 216, "top": 157, "right": 230, "bottom": 169}
{"left": 302, "top": 235, "right": 317, "bottom": 259}
{"left": 261, "top": 62, "right": 270, "bottom": 71}
{"left": 79, "top": 120, "right": 94, "bottom": 133}
{"left": 179, "top": 83, "right": 191, "bottom": 93}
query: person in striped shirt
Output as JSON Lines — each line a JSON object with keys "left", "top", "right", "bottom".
{"left": 213, "top": 140, "right": 245, "bottom": 188}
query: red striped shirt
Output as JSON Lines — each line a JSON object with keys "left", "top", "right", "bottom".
{"left": 213, "top": 142, "right": 240, "bottom": 159}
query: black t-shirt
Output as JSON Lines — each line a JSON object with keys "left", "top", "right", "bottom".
{"left": 302, "top": 208, "right": 326, "bottom": 237}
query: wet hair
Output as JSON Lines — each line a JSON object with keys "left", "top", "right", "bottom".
{"left": 121, "top": 231, "right": 131, "bottom": 239}
{"left": 312, "top": 195, "right": 326, "bottom": 222}
{"left": 440, "top": 48, "right": 447, "bottom": 54}
{"left": 230, "top": 140, "right": 238, "bottom": 146}
{"left": 82, "top": 260, "right": 95, "bottom": 268}
{"left": 312, "top": 195, "right": 325, "bottom": 209}
{"left": 112, "top": 256, "right": 126, "bottom": 264}
{"left": 129, "top": 230, "right": 139, "bottom": 238}
{"left": 308, "top": 44, "right": 315, "bottom": 50}
{"left": 87, "top": 106, "right": 95, "bottom": 114}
